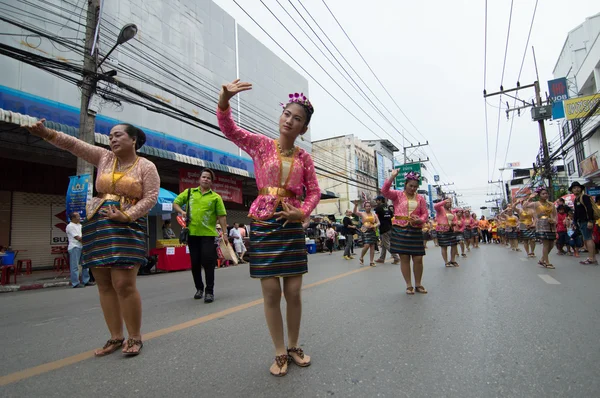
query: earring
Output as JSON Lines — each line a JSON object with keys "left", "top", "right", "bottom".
{"left": 300, "top": 135, "right": 305, "bottom": 141}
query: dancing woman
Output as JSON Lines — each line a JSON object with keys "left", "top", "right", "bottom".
{"left": 463, "top": 212, "right": 472, "bottom": 252}
{"left": 518, "top": 199, "right": 537, "bottom": 257}
{"left": 526, "top": 188, "right": 557, "bottom": 268}
{"left": 381, "top": 169, "right": 429, "bottom": 294}
{"left": 353, "top": 200, "right": 380, "bottom": 267}
{"left": 455, "top": 209, "right": 467, "bottom": 258}
{"left": 24, "top": 119, "right": 159, "bottom": 356}
{"left": 434, "top": 198, "right": 459, "bottom": 267}
{"left": 217, "top": 81, "right": 320, "bottom": 376}
{"left": 505, "top": 206, "right": 521, "bottom": 251}
{"left": 470, "top": 213, "right": 480, "bottom": 248}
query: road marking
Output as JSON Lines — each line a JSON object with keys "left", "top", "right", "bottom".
{"left": 0, "top": 266, "right": 371, "bottom": 386}
{"left": 538, "top": 274, "right": 561, "bottom": 285}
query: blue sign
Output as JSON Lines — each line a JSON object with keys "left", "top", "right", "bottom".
{"left": 66, "top": 174, "right": 92, "bottom": 221}
{"left": 428, "top": 184, "right": 435, "bottom": 217}
{"left": 587, "top": 186, "right": 600, "bottom": 196}
{"left": 0, "top": 85, "right": 254, "bottom": 172}
{"left": 548, "top": 78, "right": 568, "bottom": 120}
{"left": 434, "top": 175, "right": 440, "bottom": 182}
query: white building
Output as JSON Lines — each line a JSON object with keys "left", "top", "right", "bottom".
{"left": 553, "top": 13, "right": 600, "bottom": 186}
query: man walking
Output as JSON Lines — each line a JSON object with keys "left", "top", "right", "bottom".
{"left": 66, "top": 212, "right": 94, "bottom": 288}
{"left": 374, "top": 196, "right": 400, "bottom": 264}
{"left": 342, "top": 210, "right": 356, "bottom": 260}
{"left": 230, "top": 222, "right": 247, "bottom": 263}
{"left": 174, "top": 169, "right": 228, "bottom": 303}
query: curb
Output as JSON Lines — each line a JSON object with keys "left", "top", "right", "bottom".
{"left": 0, "top": 281, "right": 70, "bottom": 293}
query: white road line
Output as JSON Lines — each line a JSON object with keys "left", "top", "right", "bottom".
{"left": 538, "top": 274, "right": 561, "bottom": 285}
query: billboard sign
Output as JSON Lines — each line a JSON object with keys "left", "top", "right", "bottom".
{"left": 548, "top": 78, "right": 568, "bottom": 120}
{"left": 564, "top": 94, "right": 600, "bottom": 120}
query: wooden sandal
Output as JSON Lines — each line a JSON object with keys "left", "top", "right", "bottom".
{"left": 415, "top": 286, "right": 428, "bottom": 294}
{"left": 270, "top": 354, "right": 291, "bottom": 376}
{"left": 445, "top": 262, "right": 453, "bottom": 267}
{"left": 94, "top": 338, "right": 125, "bottom": 357}
{"left": 287, "top": 347, "right": 311, "bottom": 367}
{"left": 406, "top": 286, "right": 415, "bottom": 295}
{"left": 123, "top": 338, "right": 144, "bottom": 357}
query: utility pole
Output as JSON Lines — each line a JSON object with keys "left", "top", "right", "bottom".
{"left": 77, "top": 0, "right": 100, "bottom": 181}
{"left": 403, "top": 141, "right": 428, "bottom": 164}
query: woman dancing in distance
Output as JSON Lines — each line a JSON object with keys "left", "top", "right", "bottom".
{"left": 352, "top": 200, "right": 380, "bottom": 267}
{"left": 24, "top": 119, "right": 159, "bottom": 356}
{"left": 505, "top": 205, "right": 521, "bottom": 251}
{"left": 470, "top": 213, "right": 480, "bottom": 248}
{"left": 518, "top": 199, "right": 537, "bottom": 257}
{"left": 455, "top": 209, "right": 467, "bottom": 258}
{"left": 381, "top": 169, "right": 429, "bottom": 294}
{"left": 463, "top": 212, "right": 472, "bottom": 252}
{"left": 525, "top": 188, "right": 557, "bottom": 268}
{"left": 217, "top": 80, "right": 320, "bottom": 377}
{"left": 434, "top": 198, "right": 459, "bottom": 267}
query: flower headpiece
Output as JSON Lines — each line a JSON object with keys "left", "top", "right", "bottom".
{"left": 280, "top": 92, "right": 314, "bottom": 115}
{"left": 404, "top": 171, "right": 421, "bottom": 181}
{"left": 534, "top": 186, "right": 546, "bottom": 194}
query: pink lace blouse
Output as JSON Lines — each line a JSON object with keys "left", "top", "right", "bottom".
{"left": 216, "top": 107, "right": 320, "bottom": 220}
{"left": 380, "top": 178, "right": 428, "bottom": 227}
{"left": 47, "top": 131, "right": 160, "bottom": 221}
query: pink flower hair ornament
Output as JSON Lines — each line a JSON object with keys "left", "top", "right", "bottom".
{"left": 404, "top": 171, "right": 421, "bottom": 181}
{"left": 280, "top": 92, "right": 314, "bottom": 115}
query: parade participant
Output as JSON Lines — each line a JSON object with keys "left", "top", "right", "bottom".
{"left": 570, "top": 181, "right": 599, "bottom": 265}
{"left": 518, "top": 199, "right": 537, "bottom": 257}
{"left": 470, "top": 213, "right": 480, "bottom": 249}
{"left": 353, "top": 200, "right": 380, "bottom": 267}
{"left": 24, "top": 119, "right": 159, "bottom": 357}
{"left": 434, "top": 198, "right": 459, "bottom": 267}
{"left": 505, "top": 206, "right": 521, "bottom": 252}
{"left": 342, "top": 209, "right": 356, "bottom": 260}
{"left": 217, "top": 80, "right": 320, "bottom": 377}
{"left": 479, "top": 216, "right": 490, "bottom": 244}
{"left": 490, "top": 219, "right": 498, "bottom": 243}
{"left": 526, "top": 188, "right": 558, "bottom": 268}
{"left": 455, "top": 209, "right": 467, "bottom": 258}
{"left": 174, "top": 169, "right": 228, "bottom": 303}
{"left": 463, "top": 212, "right": 472, "bottom": 252}
{"left": 381, "top": 169, "right": 429, "bottom": 294}
{"left": 374, "top": 196, "right": 400, "bottom": 264}
{"left": 555, "top": 205, "right": 569, "bottom": 255}
{"left": 497, "top": 213, "right": 507, "bottom": 246}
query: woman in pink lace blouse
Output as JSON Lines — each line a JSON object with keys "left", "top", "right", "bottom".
{"left": 217, "top": 80, "right": 320, "bottom": 377}
{"left": 381, "top": 169, "right": 429, "bottom": 294}
{"left": 24, "top": 119, "right": 159, "bottom": 357}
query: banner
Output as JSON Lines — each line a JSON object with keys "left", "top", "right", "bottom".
{"left": 179, "top": 169, "right": 243, "bottom": 204}
{"left": 580, "top": 153, "right": 599, "bottom": 178}
{"left": 394, "top": 163, "right": 422, "bottom": 189}
{"left": 66, "top": 174, "right": 92, "bottom": 221}
{"left": 51, "top": 204, "right": 68, "bottom": 245}
{"left": 564, "top": 94, "right": 600, "bottom": 120}
{"left": 376, "top": 152, "right": 386, "bottom": 189}
{"left": 548, "top": 78, "right": 568, "bottom": 119}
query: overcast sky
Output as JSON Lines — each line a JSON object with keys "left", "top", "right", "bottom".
{"left": 214, "top": 0, "right": 599, "bottom": 212}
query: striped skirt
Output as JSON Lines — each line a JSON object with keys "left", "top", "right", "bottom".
{"left": 498, "top": 228, "right": 506, "bottom": 236}
{"left": 361, "top": 229, "right": 378, "bottom": 245}
{"left": 430, "top": 230, "right": 438, "bottom": 239}
{"left": 455, "top": 232, "right": 465, "bottom": 242}
{"left": 437, "top": 231, "right": 457, "bottom": 247}
{"left": 463, "top": 229, "right": 472, "bottom": 240}
{"left": 249, "top": 216, "right": 307, "bottom": 279}
{"left": 536, "top": 231, "right": 556, "bottom": 241}
{"left": 423, "top": 231, "right": 432, "bottom": 241}
{"left": 391, "top": 226, "right": 426, "bottom": 256}
{"left": 506, "top": 229, "right": 519, "bottom": 239}
{"left": 82, "top": 201, "right": 147, "bottom": 269}
{"left": 520, "top": 228, "right": 536, "bottom": 240}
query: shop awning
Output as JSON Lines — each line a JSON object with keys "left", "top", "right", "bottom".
{"left": 0, "top": 109, "right": 255, "bottom": 179}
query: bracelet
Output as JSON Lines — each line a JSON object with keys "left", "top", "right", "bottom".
{"left": 123, "top": 211, "right": 133, "bottom": 223}
{"left": 43, "top": 129, "right": 57, "bottom": 142}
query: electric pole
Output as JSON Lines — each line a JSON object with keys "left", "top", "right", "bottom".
{"left": 404, "top": 141, "right": 429, "bottom": 164}
{"left": 77, "top": 0, "right": 100, "bottom": 181}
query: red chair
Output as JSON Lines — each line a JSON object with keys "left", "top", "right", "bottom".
{"left": 1, "top": 265, "right": 16, "bottom": 285}
{"left": 17, "top": 259, "right": 32, "bottom": 275}
{"left": 53, "top": 258, "right": 66, "bottom": 273}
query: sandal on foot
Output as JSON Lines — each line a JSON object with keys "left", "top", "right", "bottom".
{"left": 123, "top": 338, "right": 143, "bottom": 357}
{"left": 95, "top": 338, "right": 125, "bottom": 357}
{"left": 538, "top": 260, "right": 547, "bottom": 267}
{"left": 445, "top": 262, "right": 453, "bottom": 267}
{"left": 287, "top": 347, "right": 311, "bottom": 367}
{"left": 580, "top": 258, "right": 598, "bottom": 265}
{"left": 359, "top": 257, "right": 364, "bottom": 265}
{"left": 406, "top": 286, "right": 415, "bottom": 295}
{"left": 270, "top": 354, "right": 291, "bottom": 376}
{"left": 461, "top": 254, "right": 467, "bottom": 258}
{"left": 415, "top": 286, "right": 428, "bottom": 294}
{"left": 451, "top": 262, "right": 460, "bottom": 267}
{"left": 369, "top": 262, "right": 376, "bottom": 267}
{"left": 545, "top": 263, "right": 555, "bottom": 269}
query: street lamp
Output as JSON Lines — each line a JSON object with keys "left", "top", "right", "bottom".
{"left": 97, "top": 23, "right": 138, "bottom": 68}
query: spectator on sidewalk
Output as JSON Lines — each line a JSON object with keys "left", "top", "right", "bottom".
{"left": 174, "top": 168, "right": 228, "bottom": 303}
{"left": 230, "top": 222, "right": 247, "bottom": 263}
{"left": 326, "top": 224, "right": 336, "bottom": 254}
{"left": 342, "top": 210, "right": 356, "bottom": 260}
{"left": 374, "top": 196, "right": 400, "bottom": 264}
{"left": 162, "top": 220, "right": 176, "bottom": 239}
{"left": 66, "top": 212, "right": 94, "bottom": 288}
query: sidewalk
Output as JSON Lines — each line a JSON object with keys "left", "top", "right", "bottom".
{"left": 0, "top": 269, "right": 70, "bottom": 293}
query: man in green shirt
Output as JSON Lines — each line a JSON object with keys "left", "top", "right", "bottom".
{"left": 173, "top": 169, "right": 228, "bottom": 303}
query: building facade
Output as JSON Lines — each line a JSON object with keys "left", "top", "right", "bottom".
{"left": 0, "top": 0, "right": 310, "bottom": 268}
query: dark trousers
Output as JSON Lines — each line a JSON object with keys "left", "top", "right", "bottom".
{"left": 481, "top": 230, "right": 491, "bottom": 243}
{"left": 187, "top": 235, "right": 217, "bottom": 294}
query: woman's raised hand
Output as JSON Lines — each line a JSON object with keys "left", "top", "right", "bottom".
{"left": 221, "top": 79, "right": 252, "bottom": 100}
{"left": 390, "top": 169, "right": 399, "bottom": 179}
{"left": 22, "top": 118, "right": 52, "bottom": 139}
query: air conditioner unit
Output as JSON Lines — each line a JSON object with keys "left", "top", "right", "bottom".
{"left": 531, "top": 105, "right": 552, "bottom": 121}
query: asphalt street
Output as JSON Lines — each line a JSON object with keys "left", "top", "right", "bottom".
{"left": 1, "top": 244, "right": 599, "bottom": 397}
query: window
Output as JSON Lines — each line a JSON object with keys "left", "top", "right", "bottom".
{"left": 572, "top": 120, "right": 585, "bottom": 176}
{"left": 562, "top": 121, "right": 570, "bottom": 140}
{"left": 567, "top": 159, "right": 575, "bottom": 176}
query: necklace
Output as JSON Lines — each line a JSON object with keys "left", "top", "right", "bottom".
{"left": 277, "top": 140, "right": 295, "bottom": 157}
{"left": 111, "top": 157, "right": 140, "bottom": 190}
{"left": 116, "top": 157, "right": 139, "bottom": 172}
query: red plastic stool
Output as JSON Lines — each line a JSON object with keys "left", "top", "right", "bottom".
{"left": 1, "top": 265, "right": 17, "bottom": 285}
{"left": 53, "top": 258, "right": 66, "bottom": 273}
{"left": 17, "top": 259, "right": 32, "bottom": 275}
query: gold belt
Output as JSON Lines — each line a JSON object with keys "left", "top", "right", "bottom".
{"left": 258, "top": 187, "right": 296, "bottom": 198}
{"left": 394, "top": 216, "right": 411, "bottom": 220}
{"left": 101, "top": 193, "right": 138, "bottom": 205}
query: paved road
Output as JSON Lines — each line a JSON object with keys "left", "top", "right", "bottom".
{"left": 1, "top": 244, "right": 600, "bottom": 397}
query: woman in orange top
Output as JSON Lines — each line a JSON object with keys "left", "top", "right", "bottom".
{"left": 479, "top": 216, "right": 490, "bottom": 244}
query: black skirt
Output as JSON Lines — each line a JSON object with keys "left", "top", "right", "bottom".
{"left": 391, "top": 226, "right": 426, "bottom": 256}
